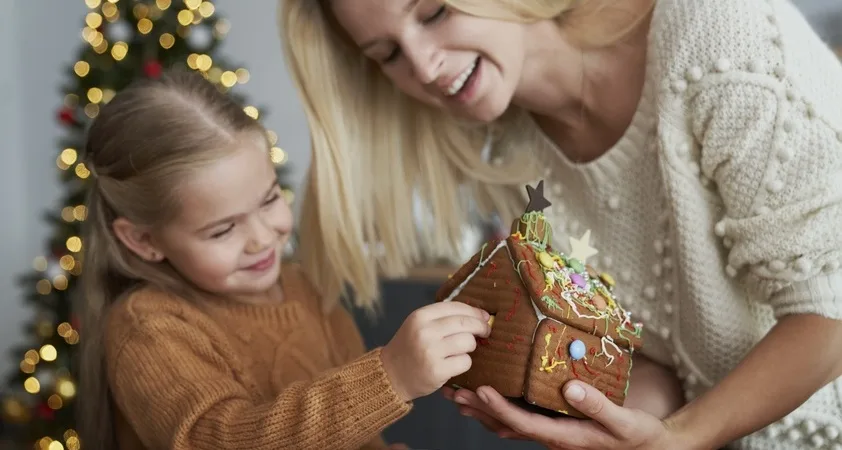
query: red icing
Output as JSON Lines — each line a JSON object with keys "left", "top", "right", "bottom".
{"left": 506, "top": 343, "right": 514, "bottom": 351}
{"left": 549, "top": 324, "right": 558, "bottom": 333}
{"left": 571, "top": 363, "right": 580, "bottom": 378}
{"left": 582, "top": 360, "right": 596, "bottom": 376}
{"left": 505, "top": 297, "right": 520, "bottom": 321}
{"left": 513, "top": 335, "right": 525, "bottom": 342}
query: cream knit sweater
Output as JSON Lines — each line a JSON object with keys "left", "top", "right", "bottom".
{"left": 499, "top": 0, "right": 842, "bottom": 448}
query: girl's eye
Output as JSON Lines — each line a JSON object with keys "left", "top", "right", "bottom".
{"left": 210, "top": 224, "right": 234, "bottom": 239}
{"left": 263, "top": 192, "right": 281, "bottom": 206}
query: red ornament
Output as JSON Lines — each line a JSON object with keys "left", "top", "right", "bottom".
{"left": 37, "top": 402, "right": 54, "bottom": 421}
{"left": 57, "top": 106, "right": 75, "bottom": 125}
{"left": 144, "top": 60, "right": 163, "bottom": 78}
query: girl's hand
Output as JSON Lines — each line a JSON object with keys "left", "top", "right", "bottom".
{"left": 381, "top": 302, "right": 491, "bottom": 402}
{"left": 447, "top": 381, "right": 679, "bottom": 449}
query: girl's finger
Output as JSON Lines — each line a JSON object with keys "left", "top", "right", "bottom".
{"left": 440, "top": 332, "right": 479, "bottom": 356}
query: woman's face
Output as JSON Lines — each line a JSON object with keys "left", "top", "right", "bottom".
{"left": 331, "top": 0, "right": 528, "bottom": 123}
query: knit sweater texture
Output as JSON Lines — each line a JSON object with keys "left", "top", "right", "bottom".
{"left": 495, "top": 0, "right": 842, "bottom": 448}
{"left": 104, "top": 263, "right": 411, "bottom": 450}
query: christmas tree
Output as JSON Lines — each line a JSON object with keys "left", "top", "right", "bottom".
{"left": 0, "top": 1, "right": 294, "bottom": 448}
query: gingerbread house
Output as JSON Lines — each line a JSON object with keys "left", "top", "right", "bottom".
{"left": 435, "top": 181, "right": 643, "bottom": 417}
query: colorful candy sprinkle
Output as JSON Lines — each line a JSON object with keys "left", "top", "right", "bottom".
{"left": 569, "top": 340, "right": 586, "bottom": 360}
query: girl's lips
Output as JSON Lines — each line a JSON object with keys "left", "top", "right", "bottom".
{"left": 246, "top": 249, "right": 276, "bottom": 271}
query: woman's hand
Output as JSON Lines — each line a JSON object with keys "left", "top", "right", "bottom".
{"left": 380, "top": 302, "right": 491, "bottom": 402}
{"left": 445, "top": 381, "right": 679, "bottom": 449}
{"left": 443, "top": 353, "right": 686, "bottom": 441}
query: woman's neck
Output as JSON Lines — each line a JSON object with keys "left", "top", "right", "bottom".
{"left": 513, "top": 2, "right": 653, "bottom": 162}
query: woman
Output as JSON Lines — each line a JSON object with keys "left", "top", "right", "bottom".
{"left": 279, "top": 0, "right": 842, "bottom": 448}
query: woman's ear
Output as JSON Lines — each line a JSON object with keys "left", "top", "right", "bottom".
{"left": 112, "top": 217, "right": 165, "bottom": 262}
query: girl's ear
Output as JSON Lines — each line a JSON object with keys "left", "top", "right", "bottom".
{"left": 112, "top": 217, "right": 165, "bottom": 262}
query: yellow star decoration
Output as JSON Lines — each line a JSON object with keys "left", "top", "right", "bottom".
{"left": 568, "top": 230, "right": 599, "bottom": 262}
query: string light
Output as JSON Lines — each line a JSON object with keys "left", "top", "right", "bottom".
{"left": 198, "top": 1, "right": 215, "bottom": 18}
{"left": 159, "top": 32, "right": 175, "bottom": 49}
{"left": 85, "top": 12, "right": 103, "bottom": 28}
{"left": 87, "top": 87, "right": 103, "bottom": 104}
{"left": 243, "top": 106, "right": 258, "bottom": 119}
{"left": 137, "top": 17, "right": 153, "bottom": 34}
{"left": 33, "top": 257, "right": 48, "bottom": 272}
{"left": 177, "top": 9, "right": 194, "bottom": 25}
{"left": 102, "top": 2, "right": 118, "bottom": 20}
{"left": 73, "top": 61, "right": 89, "bottom": 77}
{"left": 132, "top": 3, "right": 149, "bottom": 19}
{"left": 235, "top": 68, "right": 250, "bottom": 83}
{"left": 40, "top": 345, "right": 57, "bottom": 362}
{"left": 111, "top": 41, "right": 129, "bottom": 60}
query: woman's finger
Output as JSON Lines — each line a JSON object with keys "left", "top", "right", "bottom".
{"left": 562, "top": 381, "right": 635, "bottom": 439}
{"left": 475, "top": 385, "right": 611, "bottom": 448}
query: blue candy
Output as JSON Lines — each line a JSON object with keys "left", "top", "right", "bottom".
{"left": 569, "top": 339, "right": 586, "bottom": 360}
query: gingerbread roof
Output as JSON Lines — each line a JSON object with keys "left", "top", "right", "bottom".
{"left": 506, "top": 232, "right": 643, "bottom": 352}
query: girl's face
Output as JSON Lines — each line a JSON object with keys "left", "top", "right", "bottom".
{"left": 150, "top": 139, "right": 293, "bottom": 299}
{"left": 331, "top": 0, "right": 528, "bottom": 123}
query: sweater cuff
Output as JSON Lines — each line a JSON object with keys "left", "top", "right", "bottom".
{"left": 769, "top": 271, "right": 842, "bottom": 320}
{"left": 340, "top": 347, "right": 412, "bottom": 437}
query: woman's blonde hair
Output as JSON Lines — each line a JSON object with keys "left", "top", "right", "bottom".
{"left": 76, "top": 69, "right": 268, "bottom": 450}
{"left": 278, "top": 0, "right": 652, "bottom": 311}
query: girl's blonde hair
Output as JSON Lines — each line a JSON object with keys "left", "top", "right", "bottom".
{"left": 278, "top": 0, "right": 653, "bottom": 312}
{"left": 76, "top": 70, "right": 268, "bottom": 450}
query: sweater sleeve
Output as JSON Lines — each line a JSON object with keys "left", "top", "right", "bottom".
{"left": 689, "top": 77, "right": 842, "bottom": 320}
{"left": 107, "top": 313, "right": 412, "bottom": 450}
{"left": 326, "top": 305, "right": 398, "bottom": 450}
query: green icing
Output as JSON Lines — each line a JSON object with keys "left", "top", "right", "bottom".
{"left": 518, "top": 211, "right": 552, "bottom": 247}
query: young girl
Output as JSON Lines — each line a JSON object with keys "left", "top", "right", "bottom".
{"left": 76, "top": 70, "right": 491, "bottom": 450}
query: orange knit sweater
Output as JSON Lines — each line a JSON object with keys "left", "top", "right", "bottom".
{"left": 104, "top": 264, "right": 412, "bottom": 449}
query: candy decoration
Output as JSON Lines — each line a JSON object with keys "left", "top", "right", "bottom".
{"left": 599, "top": 273, "right": 616, "bottom": 288}
{"left": 569, "top": 339, "right": 586, "bottom": 360}
{"left": 568, "top": 230, "right": 599, "bottom": 262}
{"left": 568, "top": 258, "right": 585, "bottom": 273}
{"left": 538, "top": 252, "right": 555, "bottom": 269}
{"left": 591, "top": 294, "right": 608, "bottom": 311}
{"left": 569, "top": 273, "right": 587, "bottom": 289}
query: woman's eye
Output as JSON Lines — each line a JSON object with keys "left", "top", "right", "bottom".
{"left": 382, "top": 48, "right": 401, "bottom": 64}
{"left": 423, "top": 5, "right": 447, "bottom": 24}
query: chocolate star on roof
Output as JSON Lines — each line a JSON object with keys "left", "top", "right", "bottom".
{"left": 525, "top": 180, "right": 552, "bottom": 213}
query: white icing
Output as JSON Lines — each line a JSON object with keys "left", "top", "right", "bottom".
{"left": 443, "top": 239, "right": 508, "bottom": 302}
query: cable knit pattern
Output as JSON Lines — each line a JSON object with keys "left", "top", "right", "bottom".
{"left": 104, "top": 264, "right": 410, "bottom": 450}
{"left": 501, "top": 0, "right": 842, "bottom": 448}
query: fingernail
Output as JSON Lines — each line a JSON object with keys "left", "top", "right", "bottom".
{"left": 454, "top": 396, "right": 468, "bottom": 405}
{"left": 478, "top": 389, "right": 489, "bottom": 404}
{"left": 565, "top": 384, "right": 585, "bottom": 402}
{"left": 481, "top": 310, "right": 490, "bottom": 320}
